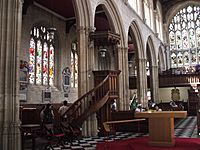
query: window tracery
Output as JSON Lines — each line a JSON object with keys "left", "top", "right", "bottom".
{"left": 29, "top": 26, "right": 55, "bottom": 85}
{"left": 169, "top": 5, "right": 200, "bottom": 70}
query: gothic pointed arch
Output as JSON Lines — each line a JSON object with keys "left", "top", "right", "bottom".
{"left": 147, "top": 36, "right": 157, "bottom": 66}
{"left": 146, "top": 36, "right": 159, "bottom": 103}
{"left": 167, "top": 3, "right": 200, "bottom": 71}
{"left": 129, "top": 21, "right": 148, "bottom": 106}
{"left": 165, "top": 1, "right": 200, "bottom": 25}
{"left": 129, "top": 21, "right": 145, "bottom": 60}
{"left": 91, "top": 0, "right": 126, "bottom": 47}
{"left": 158, "top": 44, "right": 166, "bottom": 72}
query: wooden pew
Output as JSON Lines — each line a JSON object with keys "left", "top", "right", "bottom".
{"left": 103, "top": 118, "right": 146, "bottom": 134}
{"left": 110, "top": 111, "right": 148, "bottom": 133}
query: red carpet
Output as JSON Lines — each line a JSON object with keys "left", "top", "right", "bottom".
{"left": 96, "top": 137, "right": 200, "bottom": 150}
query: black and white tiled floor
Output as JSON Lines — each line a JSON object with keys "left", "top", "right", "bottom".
{"left": 24, "top": 116, "right": 199, "bottom": 150}
{"left": 175, "top": 116, "right": 198, "bottom": 138}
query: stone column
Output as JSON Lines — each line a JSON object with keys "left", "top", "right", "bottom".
{"left": 86, "top": 27, "right": 97, "bottom": 137}
{"left": 0, "top": 0, "right": 23, "bottom": 150}
{"left": 164, "top": 43, "right": 170, "bottom": 70}
{"left": 77, "top": 26, "right": 97, "bottom": 137}
{"left": 153, "top": 10, "right": 157, "bottom": 33}
{"left": 77, "top": 26, "right": 88, "bottom": 137}
{"left": 137, "top": 58, "right": 148, "bottom": 108}
{"left": 141, "top": 0, "right": 146, "bottom": 22}
{"left": 150, "top": 65, "right": 160, "bottom": 104}
{"left": 77, "top": 26, "right": 88, "bottom": 96}
{"left": 118, "top": 46, "right": 129, "bottom": 110}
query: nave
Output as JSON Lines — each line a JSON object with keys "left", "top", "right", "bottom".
{"left": 23, "top": 116, "right": 198, "bottom": 150}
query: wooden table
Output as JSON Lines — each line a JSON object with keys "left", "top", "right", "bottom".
{"left": 135, "top": 111, "right": 187, "bottom": 147}
{"left": 20, "top": 124, "right": 41, "bottom": 150}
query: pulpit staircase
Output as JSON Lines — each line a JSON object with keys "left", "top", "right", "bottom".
{"left": 62, "top": 70, "right": 120, "bottom": 136}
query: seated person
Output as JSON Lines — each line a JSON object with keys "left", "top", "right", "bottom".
{"left": 155, "top": 105, "right": 162, "bottom": 111}
{"left": 178, "top": 103, "right": 184, "bottom": 110}
{"left": 135, "top": 104, "right": 145, "bottom": 112}
{"left": 130, "top": 94, "right": 137, "bottom": 110}
{"left": 170, "top": 101, "right": 178, "bottom": 108}
{"left": 148, "top": 100, "right": 158, "bottom": 110}
{"left": 58, "top": 100, "right": 69, "bottom": 122}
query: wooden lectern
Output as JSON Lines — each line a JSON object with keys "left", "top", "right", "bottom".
{"left": 135, "top": 111, "right": 187, "bottom": 147}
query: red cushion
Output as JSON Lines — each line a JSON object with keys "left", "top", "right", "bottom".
{"left": 96, "top": 140, "right": 133, "bottom": 150}
{"left": 48, "top": 133, "right": 65, "bottom": 137}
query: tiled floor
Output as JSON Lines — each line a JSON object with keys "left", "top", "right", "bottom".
{"left": 24, "top": 116, "right": 199, "bottom": 150}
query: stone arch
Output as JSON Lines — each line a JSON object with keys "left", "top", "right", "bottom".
{"left": 146, "top": 36, "right": 160, "bottom": 103}
{"left": 129, "top": 21, "right": 145, "bottom": 60}
{"left": 158, "top": 44, "right": 166, "bottom": 72}
{"left": 88, "top": 0, "right": 128, "bottom": 111}
{"left": 71, "top": 0, "right": 127, "bottom": 134}
{"left": 165, "top": 1, "right": 200, "bottom": 26}
{"left": 129, "top": 21, "right": 148, "bottom": 106}
{"left": 89, "top": 0, "right": 126, "bottom": 47}
{"left": 146, "top": 36, "right": 157, "bottom": 67}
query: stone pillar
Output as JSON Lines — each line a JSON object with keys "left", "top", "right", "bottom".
{"left": 77, "top": 26, "right": 88, "bottom": 137}
{"left": 164, "top": 43, "right": 170, "bottom": 70}
{"left": 77, "top": 26, "right": 97, "bottom": 137}
{"left": 141, "top": 0, "right": 146, "bottom": 22}
{"left": 77, "top": 26, "right": 88, "bottom": 96}
{"left": 137, "top": 58, "right": 148, "bottom": 108}
{"left": 118, "top": 47, "right": 129, "bottom": 110}
{"left": 0, "top": 0, "right": 23, "bottom": 150}
{"left": 150, "top": 65, "right": 160, "bottom": 104}
{"left": 153, "top": 10, "right": 157, "bottom": 33}
{"left": 162, "top": 23, "right": 168, "bottom": 44}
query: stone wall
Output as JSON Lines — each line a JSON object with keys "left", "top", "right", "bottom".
{"left": 20, "top": 4, "right": 78, "bottom": 104}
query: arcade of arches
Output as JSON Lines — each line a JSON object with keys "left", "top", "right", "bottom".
{"left": 0, "top": 0, "right": 200, "bottom": 149}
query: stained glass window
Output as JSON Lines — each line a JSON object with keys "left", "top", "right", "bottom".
{"left": 29, "top": 26, "right": 55, "bottom": 85}
{"left": 169, "top": 5, "right": 200, "bottom": 69}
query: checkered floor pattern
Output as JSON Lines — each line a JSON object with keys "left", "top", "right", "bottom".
{"left": 175, "top": 116, "right": 198, "bottom": 138}
{"left": 24, "top": 116, "right": 199, "bottom": 150}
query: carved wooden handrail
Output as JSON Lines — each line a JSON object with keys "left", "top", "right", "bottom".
{"left": 63, "top": 71, "right": 120, "bottom": 128}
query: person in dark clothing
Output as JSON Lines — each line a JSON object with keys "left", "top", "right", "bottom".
{"left": 40, "top": 103, "right": 54, "bottom": 134}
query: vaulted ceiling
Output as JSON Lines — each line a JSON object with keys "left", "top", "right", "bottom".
{"left": 23, "top": 0, "right": 199, "bottom": 26}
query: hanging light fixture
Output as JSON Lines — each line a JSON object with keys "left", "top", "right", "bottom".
{"left": 128, "top": 61, "right": 133, "bottom": 68}
{"left": 47, "top": 27, "right": 56, "bottom": 40}
{"left": 47, "top": 0, "right": 56, "bottom": 41}
{"left": 99, "top": 48, "right": 107, "bottom": 57}
{"left": 71, "top": 42, "right": 77, "bottom": 51}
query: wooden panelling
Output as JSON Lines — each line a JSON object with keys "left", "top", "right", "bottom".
{"left": 129, "top": 74, "right": 200, "bottom": 89}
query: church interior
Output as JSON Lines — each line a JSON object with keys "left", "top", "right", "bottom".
{"left": 1, "top": 0, "right": 200, "bottom": 149}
